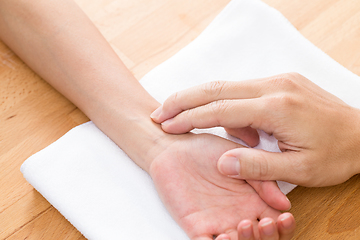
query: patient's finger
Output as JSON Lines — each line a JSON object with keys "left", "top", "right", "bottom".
{"left": 278, "top": 213, "right": 296, "bottom": 240}
{"left": 224, "top": 127, "right": 260, "bottom": 147}
{"left": 214, "top": 233, "right": 231, "bottom": 240}
{"left": 258, "top": 207, "right": 283, "bottom": 225}
{"left": 238, "top": 220, "right": 256, "bottom": 240}
{"left": 247, "top": 180, "right": 291, "bottom": 211}
{"left": 160, "top": 98, "right": 270, "bottom": 134}
{"left": 258, "top": 218, "right": 279, "bottom": 240}
{"left": 215, "top": 230, "right": 238, "bottom": 240}
{"left": 151, "top": 79, "right": 266, "bottom": 123}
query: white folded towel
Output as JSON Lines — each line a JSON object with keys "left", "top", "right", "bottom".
{"left": 21, "top": 0, "right": 360, "bottom": 239}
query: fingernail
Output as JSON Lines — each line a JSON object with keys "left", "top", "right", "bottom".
{"left": 286, "top": 197, "right": 292, "bottom": 210}
{"left": 150, "top": 106, "right": 162, "bottom": 119}
{"left": 241, "top": 221, "right": 252, "bottom": 238}
{"left": 218, "top": 156, "right": 240, "bottom": 175}
{"left": 280, "top": 213, "right": 293, "bottom": 229}
{"left": 261, "top": 219, "right": 274, "bottom": 236}
{"left": 161, "top": 118, "right": 173, "bottom": 127}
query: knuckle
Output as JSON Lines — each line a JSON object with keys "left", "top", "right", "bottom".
{"left": 277, "top": 94, "right": 297, "bottom": 107}
{"left": 202, "top": 81, "right": 227, "bottom": 98}
{"left": 205, "top": 100, "right": 229, "bottom": 125}
{"left": 271, "top": 77, "right": 295, "bottom": 90}
{"left": 208, "top": 100, "right": 229, "bottom": 115}
{"left": 168, "top": 92, "right": 180, "bottom": 106}
{"left": 174, "top": 109, "right": 195, "bottom": 129}
{"left": 257, "top": 152, "right": 272, "bottom": 179}
{"left": 163, "top": 91, "right": 183, "bottom": 114}
{"left": 179, "top": 109, "right": 195, "bottom": 122}
{"left": 267, "top": 73, "right": 301, "bottom": 92}
{"left": 285, "top": 72, "right": 303, "bottom": 79}
{"left": 265, "top": 93, "right": 297, "bottom": 112}
{"left": 181, "top": 108, "right": 195, "bottom": 120}
{"left": 242, "top": 151, "right": 272, "bottom": 179}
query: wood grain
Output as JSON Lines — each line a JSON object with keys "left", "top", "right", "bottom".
{"left": 1, "top": 0, "right": 360, "bottom": 239}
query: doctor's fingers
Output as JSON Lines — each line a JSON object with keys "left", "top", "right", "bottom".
{"left": 151, "top": 72, "right": 312, "bottom": 124}
{"left": 160, "top": 98, "right": 274, "bottom": 134}
{"left": 151, "top": 79, "right": 268, "bottom": 123}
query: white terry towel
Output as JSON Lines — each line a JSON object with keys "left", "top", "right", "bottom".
{"left": 21, "top": 0, "right": 360, "bottom": 239}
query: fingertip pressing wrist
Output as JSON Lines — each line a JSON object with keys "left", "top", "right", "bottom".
{"left": 151, "top": 110, "right": 192, "bottom": 134}
{"left": 150, "top": 105, "right": 163, "bottom": 122}
{"left": 150, "top": 105, "right": 176, "bottom": 123}
{"left": 150, "top": 103, "right": 184, "bottom": 125}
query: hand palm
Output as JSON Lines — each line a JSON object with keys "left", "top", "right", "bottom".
{"left": 149, "top": 133, "right": 281, "bottom": 240}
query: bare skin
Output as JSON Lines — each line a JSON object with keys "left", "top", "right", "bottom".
{"left": 150, "top": 133, "right": 295, "bottom": 240}
{"left": 0, "top": 0, "right": 295, "bottom": 239}
{"left": 151, "top": 73, "right": 360, "bottom": 187}
{"left": 214, "top": 212, "right": 295, "bottom": 240}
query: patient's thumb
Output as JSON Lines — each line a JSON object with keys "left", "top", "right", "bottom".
{"left": 217, "top": 148, "right": 289, "bottom": 181}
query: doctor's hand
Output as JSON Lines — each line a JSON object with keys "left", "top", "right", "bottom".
{"left": 151, "top": 73, "right": 360, "bottom": 187}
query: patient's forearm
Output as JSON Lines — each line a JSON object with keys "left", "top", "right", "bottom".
{"left": 0, "top": 0, "right": 168, "bottom": 172}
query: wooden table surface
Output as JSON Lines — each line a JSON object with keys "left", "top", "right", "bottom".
{"left": 1, "top": 0, "right": 360, "bottom": 239}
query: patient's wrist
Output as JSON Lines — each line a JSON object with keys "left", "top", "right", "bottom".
{"left": 126, "top": 117, "right": 177, "bottom": 173}
{"left": 98, "top": 105, "right": 178, "bottom": 174}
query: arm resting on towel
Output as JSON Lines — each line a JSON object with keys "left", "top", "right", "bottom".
{"left": 0, "top": 1, "right": 295, "bottom": 239}
{"left": 0, "top": 0, "right": 163, "bottom": 171}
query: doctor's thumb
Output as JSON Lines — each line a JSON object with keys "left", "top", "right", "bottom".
{"left": 217, "top": 148, "right": 291, "bottom": 181}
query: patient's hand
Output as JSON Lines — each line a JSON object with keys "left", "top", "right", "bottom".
{"left": 149, "top": 133, "right": 295, "bottom": 240}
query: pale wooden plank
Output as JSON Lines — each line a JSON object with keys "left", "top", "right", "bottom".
{"left": 262, "top": 0, "right": 339, "bottom": 31}
{"left": 129, "top": 1, "right": 231, "bottom": 80}
{"left": 5, "top": 207, "right": 86, "bottom": 240}
{"left": 0, "top": 42, "right": 41, "bottom": 112}
{"left": 110, "top": 0, "right": 230, "bottom": 65}
{"left": 300, "top": 1, "right": 360, "bottom": 52}
{"left": 0, "top": 191, "right": 50, "bottom": 239}
{"left": 262, "top": 0, "right": 360, "bottom": 76}
{"left": 288, "top": 175, "right": 360, "bottom": 239}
